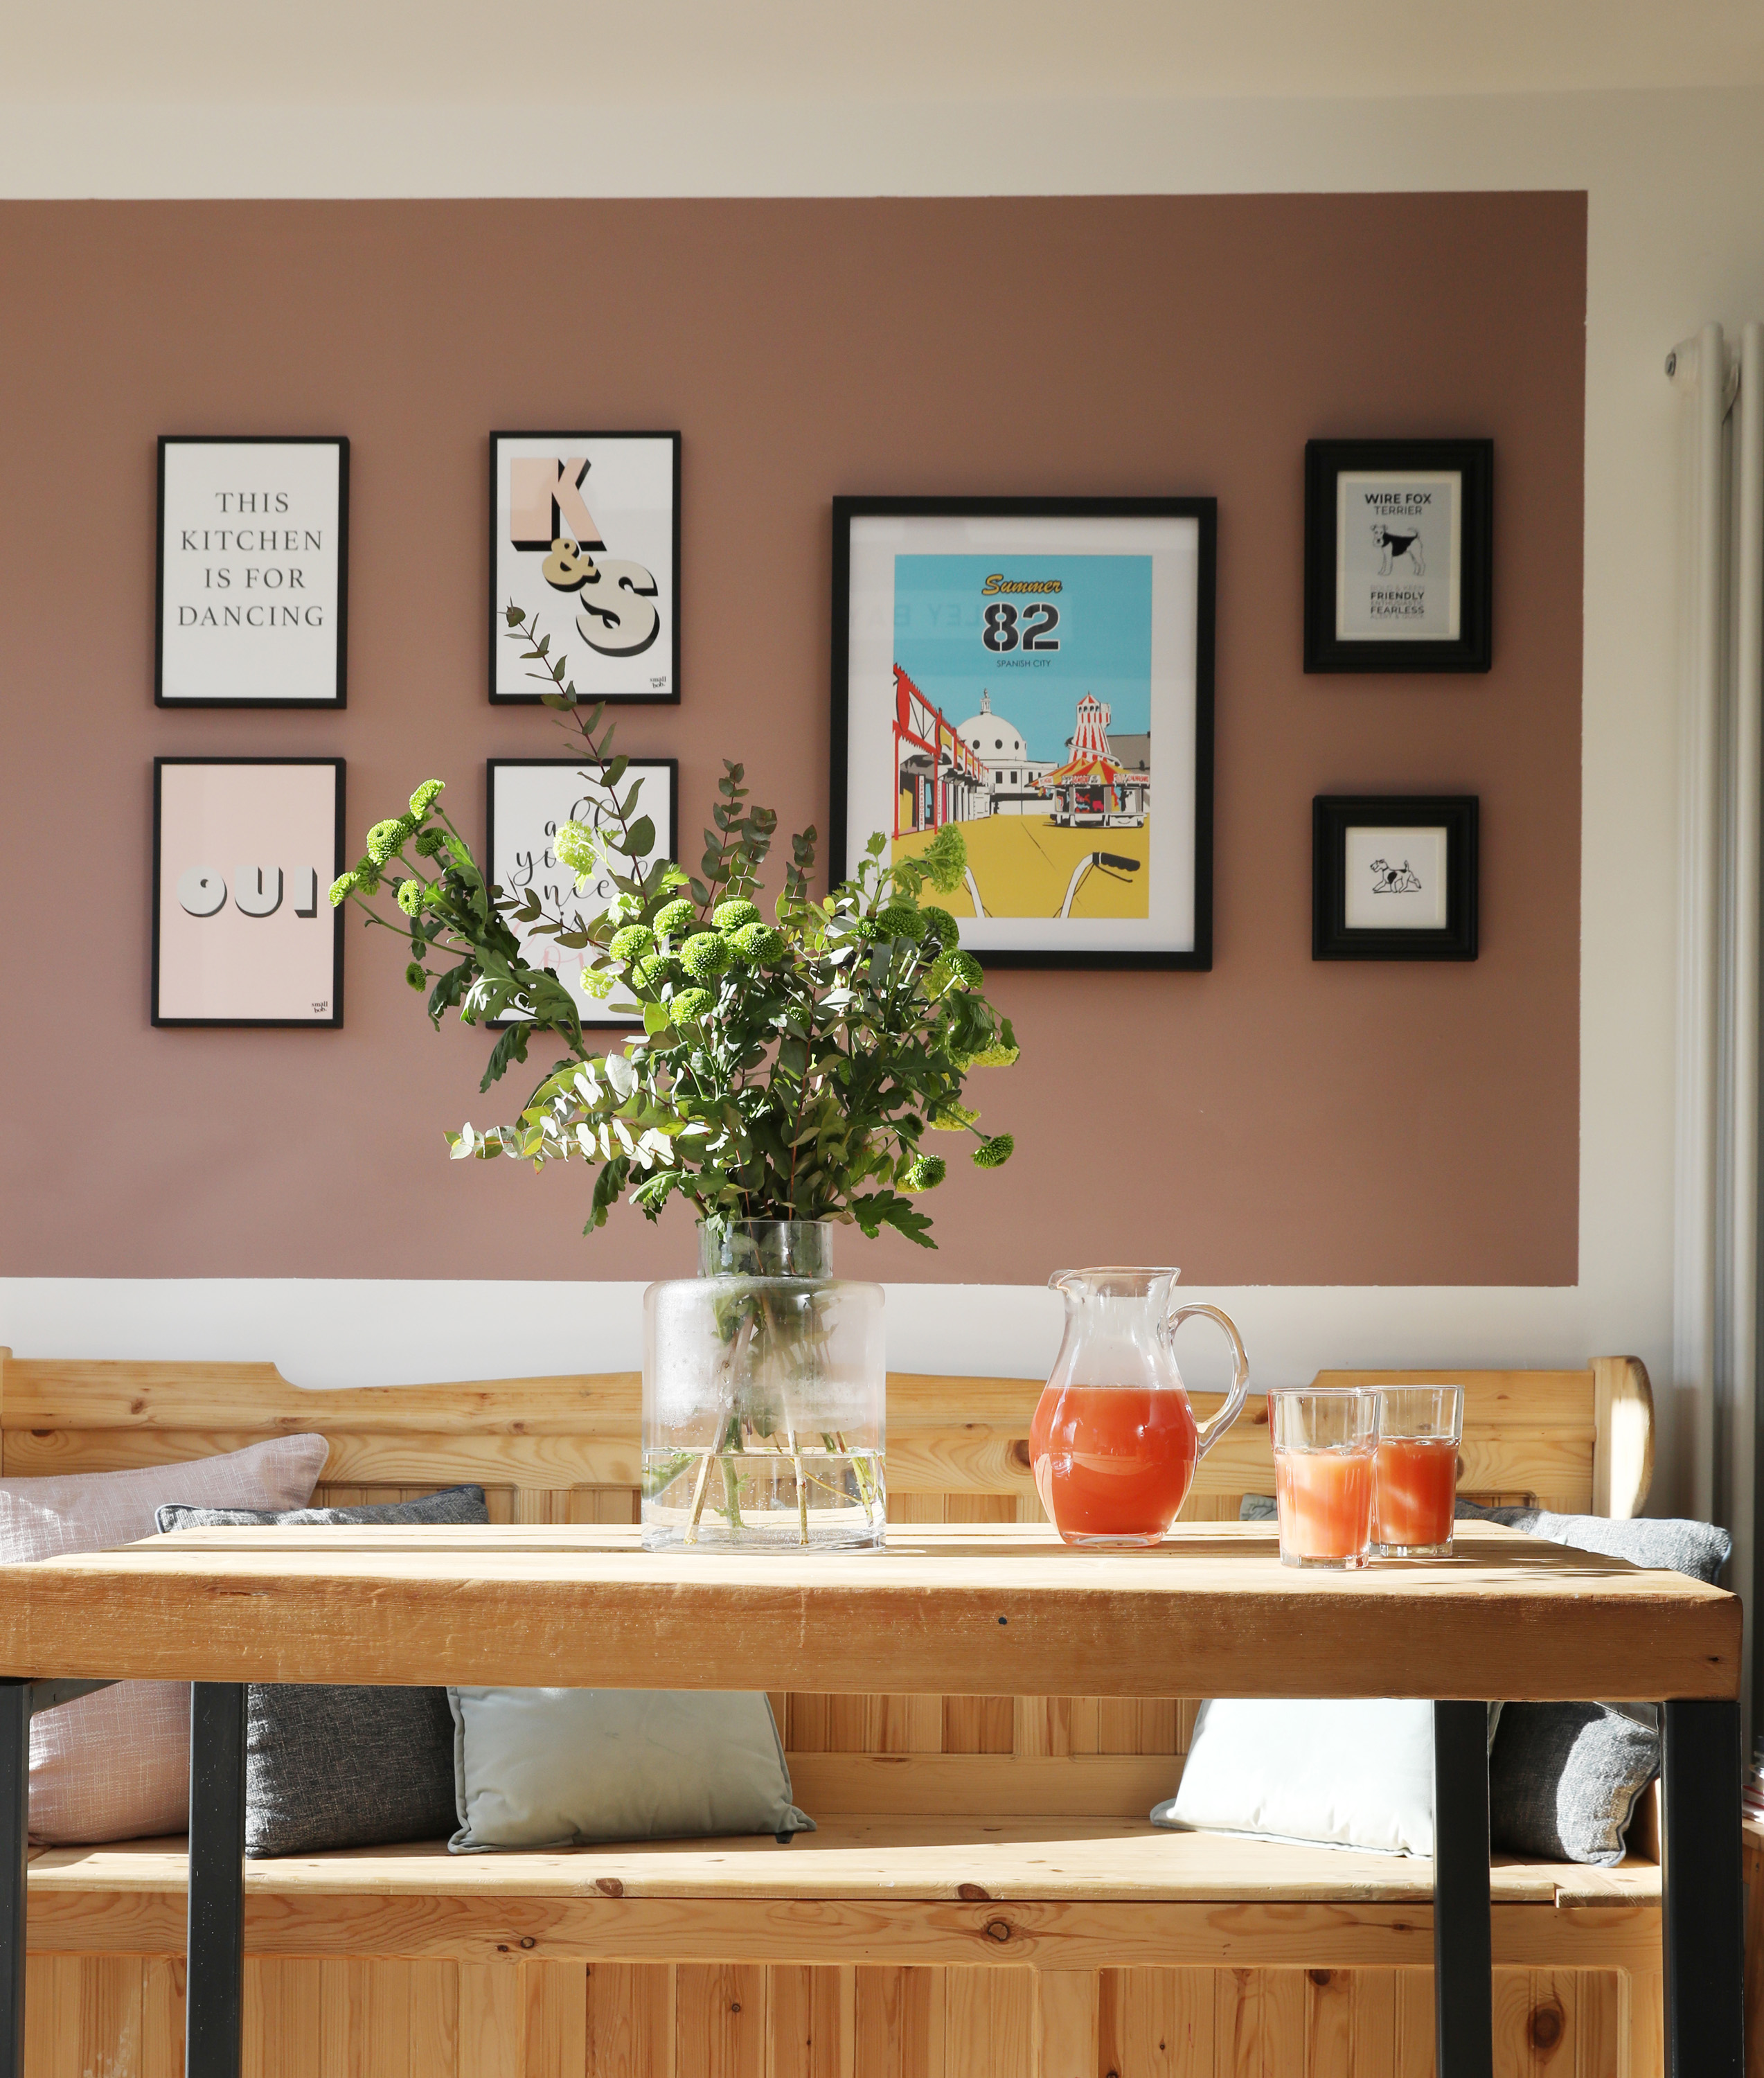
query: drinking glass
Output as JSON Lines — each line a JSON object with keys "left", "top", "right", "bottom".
{"left": 1270, "top": 1389, "right": 1378, "bottom": 1570}
{"left": 1374, "top": 1385, "right": 1463, "bottom": 1558}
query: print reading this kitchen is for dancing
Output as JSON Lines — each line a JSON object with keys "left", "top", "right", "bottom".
{"left": 178, "top": 490, "right": 326, "bottom": 630}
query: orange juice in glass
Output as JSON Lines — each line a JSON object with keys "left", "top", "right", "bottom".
{"left": 1374, "top": 1385, "right": 1463, "bottom": 1558}
{"left": 1269, "top": 1389, "right": 1378, "bottom": 1570}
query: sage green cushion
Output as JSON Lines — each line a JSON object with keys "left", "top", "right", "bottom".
{"left": 445, "top": 1689, "right": 813, "bottom": 1851}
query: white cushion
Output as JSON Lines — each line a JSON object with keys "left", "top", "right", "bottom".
{"left": 447, "top": 1689, "right": 813, "bottom": 1851}
{"left": 2, "top": 1437, "right": 329, "bottom": 1843}
{"left": 1153, "top": 1699, "right": 1499, "bottom": 1858}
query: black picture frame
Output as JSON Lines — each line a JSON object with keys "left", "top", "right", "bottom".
{"left": 1303, "top": 438, "right": 1492, "bottom": 673}
{"left": 830, "top": 495, "right": 1216, "bottom": 971}
{"left": 484, "top": 756, "right": 681, "bottom": 1029}
{"left": 155, "top": 436, "right": 349, "bottom": 708}
{"left": 1313, "top": 794, "right": 1479, "bottom": 961}
{"left": 488, "top": 432, "right": 681, "bottom": 706}
{"left": 151, "top": 757, "right": 346, "bottom": 1026}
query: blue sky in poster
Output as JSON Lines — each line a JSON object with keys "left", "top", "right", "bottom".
{"left": 891, "top": 553, "right": 1152, "bottom": 764}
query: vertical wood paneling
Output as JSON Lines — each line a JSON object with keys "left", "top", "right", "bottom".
{"left": 1305, "top": 1969, "right": 1355, "bottom": 2078}
{"left": 1032, "top": 1971, "right": 1092, "bottom": 2078}
{"left": 586, "top": 1963, "right": 672, "bottom": 2078}
{"left": 677, "top": 1964, "right": 765, "bottom": 2078}
{"left": 1575, "top": 1973, "right": 1620, "bottom": 2078}
{"left": 253, "top": 1958, "right": 323, "bottom": 2078}
{"left": 522, "top": 1962, "right": 585, "bottom": 2078}
{"left": 1393, "top": 1973, "right": 1434, "bottom": 2078}
{"left": 25, "top": 1955, "right": 79, "bottom": 2078}
{"left": 1353, "top": 1971, "right": 1398, "bottom": 2078}
{"left": 80, "top": 1955, "right": 143, "bottom": 2078}
{"left": 1103, "top": 1967, "right": 1215, "bottom": 2077}
{"left": 1213, "top": 1972, "right": 1306, "bottom": 2078}
{"left": 411, "top": 1961, "right": 459, "bottom": 2078}
{"left": 458, "top": 1964, "right": 523, "bottom": 2078}
{"left": 853, "top": 1967, "right": 942, "bottom": 2078}
{"left": 767, "top": 1965, "right": 845, "bottom": 2078}
{"left": 141, "top": 1959, "right": 185, "bottom": 2078}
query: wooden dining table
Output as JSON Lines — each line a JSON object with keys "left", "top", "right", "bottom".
{"left": 0, "top": 1520, "right": 1742, "bottom": 2078}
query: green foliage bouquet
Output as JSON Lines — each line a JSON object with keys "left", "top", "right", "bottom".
{"left": 330, "top": 606, "right": 1019, "bottom": 1255}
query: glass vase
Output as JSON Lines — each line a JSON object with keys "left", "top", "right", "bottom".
{"left": 642, "top": 1220, "right": 887, "bottom": 1552}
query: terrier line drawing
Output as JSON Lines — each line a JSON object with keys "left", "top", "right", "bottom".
{"left": 1369, "top": 858, "right": 1423, "bottom": 894}
{"left": 1370, "top": 522, "right": 1425, "bottom": 576}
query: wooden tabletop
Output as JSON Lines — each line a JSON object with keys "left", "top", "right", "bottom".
{"left": 0, "top": 1521, "right": 1736, "bottom": 1702}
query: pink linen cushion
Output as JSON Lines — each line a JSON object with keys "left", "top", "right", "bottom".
{"left": 1, "top": 1436, "right": 329, "bottom": 1843}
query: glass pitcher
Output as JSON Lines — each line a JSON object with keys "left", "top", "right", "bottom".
{"left": 1031, "top": 1268, "right": 1251, "bottom": 1547}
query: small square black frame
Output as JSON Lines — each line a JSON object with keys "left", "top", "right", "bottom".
{"left": 488, "top": 432, "right": 681, "bottom": 706}
{"left": 830, "top": 493, "right": 1216, "bottom": 972}
{"left": 1303, "top": 438, "right": 1492, "bottom": 673}
{"left": 155, "top": 436, "right": 350, "bottom": 708}
{"left": 1313, "top": 794, "right": 1479, "bottom": 961}
{"left": 151, "top": 756, "right": 347, "bottom": 1026}
{"left": 483, "top": 756, "right": 681, "bottom": 1031}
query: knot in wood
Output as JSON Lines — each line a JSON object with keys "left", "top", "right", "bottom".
{"left": 958, "top": 1883, "right": 990, "bottom": 1901}
{"left": 984, "top": 1919, "right": 1013, "bottom": 1944}
{"left": 1308, "top": 1970, "right": 1333, "bottom": 1987}
{"left": 1010, "top": 1437, "right": 1032, "bottom": 1469}
{"left": 1529, "top": 2000, "right": 1564, "bottom": 2052}
{"left": 594, "top": 1877, "right": 624, "bottom": 1897}
{"left": 518, "top": 1937, "right": 536, "bottom": 1950}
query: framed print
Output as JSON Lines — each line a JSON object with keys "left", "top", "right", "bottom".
{"left": 832, "top": 496, "right": 1215, "bottom": 970}
{"left": 490, "top": 432, "right": 680, "bottom": 705}
{"left": 156, "top": 436, "right": 348, "bottom": 707}
{"left": 1303, "top": 438, "right": 1492, "bottom": 673}
{"left": 1313, "top": 795, "right": 1479, "bottom": 960}
{"left": 152, "top": 758, "right": 346, "bottom": 1025}
{"left": 485, "top": 758, "right": 679, "bottom": 1027}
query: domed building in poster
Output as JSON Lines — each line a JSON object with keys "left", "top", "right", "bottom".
{"left": 955, "top": 691, "right": 1054, "bottom": 815}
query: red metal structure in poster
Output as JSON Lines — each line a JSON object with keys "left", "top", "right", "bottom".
{"left": 893, "top": 666, "right": 988, "bottom": 837}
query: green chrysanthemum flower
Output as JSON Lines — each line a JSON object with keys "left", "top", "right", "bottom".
{"left": 553, "top": 820, "right": 596, "bottom": 873}
{"left": 413, "top": 828, "right": 445, "bottom": 858}
{"left": 680, "top": 932, "right": 733, "bottom": 982}
{"left": 728, "top": 921, "right": 783, "bottom": 964}
{"left": 409, "top": 779, "right": 445, "bottom": 818}
{"left": 608, "top": 923, "right": 656, "bottom": 963}
{"left": 328, "top": 871, "right": 358, "bottom": 907}
{"left": 712, "top": 898, "right": 760, "bottom": 932}
{"left": 653, "top": 898, "right": 697, "bottom": 939}
{"left": 404, "top": 961, "right": 427, "bottom": 991}
{"left": 353, "top": 857, "right": 383, "bottom": 896}
{"left": 668, "top": 987, "right": 713, "bottom": 1021}
{"left": 920, "top": 822, "right": 968, "bottom": 893}
{"left": 902, "top": 1154, "right": 947, "bottom": 1192}
{"left": 968, "top": 1041, "right": 1021, "bottom": 1068}
{"left": 877, "top": 903, "right": 928, "bottom": 942}
{"left": 366, "top": 817, "right": 415, "bottom": 867}
{"left": 921, "top": 906, "right": 959, "bottom": 947}
{"left": 631, "top": 953, "right": 677, "bottom": 991}
{"left": 395, "top": 878, "right": 424, "bottom": 918}
{"left": 929, "top": 1102, "right": 978, "bottom": 1132}
{"left": 578, "top": 967, "right": 616, "bottom": 1000}
{"left": 972, "top": 1133, "right": 1015, "bottom": 1169}
{"left": 928, "top": 950, "right": 985, "bottom": 993}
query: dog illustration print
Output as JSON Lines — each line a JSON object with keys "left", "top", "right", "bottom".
{"left": 1369, "top": 858, "right": 1423, "bottom": 894}
{"left": 1370, "top": 521, "right": 1425, "bottom": 576}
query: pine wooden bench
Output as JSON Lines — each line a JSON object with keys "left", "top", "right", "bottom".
{"left": 0, "top": 1347, "right": 1726, "bottom": 2078}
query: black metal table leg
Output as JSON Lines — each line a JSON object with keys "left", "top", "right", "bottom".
{"left": 1433, "top": 1700, "right": 1494, "bottom": 2078}
{"left": 186, "top": 1683, "right": 246, "bottom": 2078}
{"left": 0, "top": 1682, "right": 28, "bottom": 2078}
{"left": 1661, "top": 1698, "right": 1744, "bottom": 2076}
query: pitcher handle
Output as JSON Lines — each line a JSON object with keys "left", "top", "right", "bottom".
{"left": 1166, "top": 1303, "right": 1251, "bottom": 1461}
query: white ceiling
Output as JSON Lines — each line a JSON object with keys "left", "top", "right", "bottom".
{"left": 8, "top": 0, "right": 1764, "bottom": 103}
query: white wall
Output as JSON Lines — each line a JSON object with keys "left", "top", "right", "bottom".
{"left": 6, "top": 86, "right": 1763, "bottom": 1508}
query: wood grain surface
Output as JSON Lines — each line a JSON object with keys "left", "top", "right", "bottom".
{"left": 0, "top": 1520, "right": 1731, "bottom": 1701}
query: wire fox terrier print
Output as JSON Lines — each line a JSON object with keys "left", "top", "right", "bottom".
{"left": 1369, "top": 521, "right": 1425, "bottom": 576}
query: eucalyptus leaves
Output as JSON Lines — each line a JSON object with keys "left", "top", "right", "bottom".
{"left": 328, "top": 606, "right": 1017, "bottom": 1247}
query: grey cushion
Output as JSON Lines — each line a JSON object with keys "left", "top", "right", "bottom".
{"left": 155, "top": 1485, "right": 489, "bottom": 1856}
{"left": 1455, "top": 1498, "right": 1731, "bottom": 1583}
{"left": 447, "top": 1687, "right": 814, "bottom": 1851}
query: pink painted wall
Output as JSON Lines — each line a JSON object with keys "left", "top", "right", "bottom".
{"left": 0, "top": 195, "right": 1585, "bottom": 1286}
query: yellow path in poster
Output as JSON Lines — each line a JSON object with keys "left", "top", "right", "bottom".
{"left": 895, "top": 817, "right": 1151, "bottom": 921}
